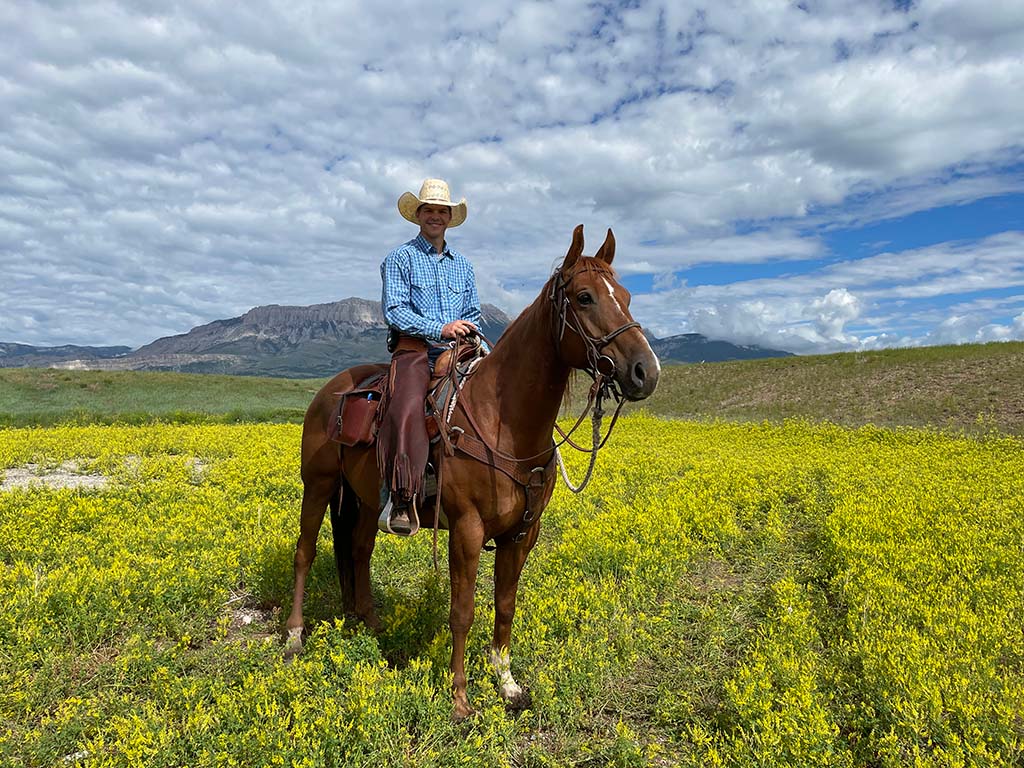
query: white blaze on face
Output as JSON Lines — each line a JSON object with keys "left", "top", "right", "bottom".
{"left": 601, "top": 277, "right": 625, "bottom": 316}
{"left": 601, "top": 277, "right": 661, "bottom": 373}
{"left": 489, "top": 647, "right": 523, "bottom": 701}
{"left": 649, "top": 337, "right": 662, "bottom": 373}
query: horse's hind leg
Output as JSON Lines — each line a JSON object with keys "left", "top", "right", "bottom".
{"left": 285, "top": 474, "right": 338, "bottom": 656}
{"left": 350, "top": 499, "right": 383, "bottom": 632}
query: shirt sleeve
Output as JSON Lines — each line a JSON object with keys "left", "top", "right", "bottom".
{"left": 460, "top": 261, "right": 489, "bottom": 351}
{"left": 380, "top": 251, "right": 445, "bottom": 340}
{"left": 461, "top": 261, "right": 482, "bottom": 328}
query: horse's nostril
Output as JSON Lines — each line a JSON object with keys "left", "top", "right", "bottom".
{"left": 632, "top": 361, "right": 646, "bottom": 385}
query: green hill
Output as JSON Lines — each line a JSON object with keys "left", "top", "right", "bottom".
{"left": 642, "top": 340, "right": 1024, "bottom": 434}
{"left": 2, "top": 340, "right": 1022, "bottom": 434}
{"left": 0, "top": 369, "right": 315, "bottom": 427}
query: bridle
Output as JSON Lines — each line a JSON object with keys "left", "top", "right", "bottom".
{"left": 537, "top": 261, "right": 644, "bottom": 490}
{"left": 548, "top": 263, "right": 642, "bottom": 383}
{"left": 458, "top": 261, "right": 642, "bottom": 457}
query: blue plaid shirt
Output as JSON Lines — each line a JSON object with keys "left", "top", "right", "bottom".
{"left": 380, "top": 234, "right": 482, "bottom": 341}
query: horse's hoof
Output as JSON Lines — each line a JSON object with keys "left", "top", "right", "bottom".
{"left": 452, "top": 695, "right": 476, "bottom": 722}
{"left": 503, "top": 688, "right": 532, "bottom": 712}
{"left": 283, "top": 626, "right": 304, "bottom": 659}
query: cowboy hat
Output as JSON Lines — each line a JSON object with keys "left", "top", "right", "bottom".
{"left": 397, "top": 178, "right": 467, "bottom": 227}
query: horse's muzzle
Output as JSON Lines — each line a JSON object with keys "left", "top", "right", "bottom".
{"left": 616, "top": 343, "right": 660, "bottom": 401}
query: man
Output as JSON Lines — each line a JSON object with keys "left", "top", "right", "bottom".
{"left": 377, "top": 178, "right": 481, "bottom": 535}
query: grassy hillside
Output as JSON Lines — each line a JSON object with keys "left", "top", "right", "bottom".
{"left": 0, "top": 368, "right": 315, "bottom": 427}
{"left": 643, "top": 340, "right": 1024, "bottom": 434}
{"left": 2, "top": 340, "right": 1023, "bottom": 433}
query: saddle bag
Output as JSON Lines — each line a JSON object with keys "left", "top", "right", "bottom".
{"left": 337, "top": 389, "right": 381, "bottom": 446}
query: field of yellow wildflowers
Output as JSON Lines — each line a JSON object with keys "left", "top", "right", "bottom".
{"left": 1, "top": 416, "right": 1022, "bottom": 766}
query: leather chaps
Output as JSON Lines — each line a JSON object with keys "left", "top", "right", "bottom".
{"left": 376, "top": 336, "right": 431, "bottom": 504}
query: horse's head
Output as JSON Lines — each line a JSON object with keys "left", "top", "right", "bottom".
{"left": 548, "top": 225, "right": 660, "bottom": 401}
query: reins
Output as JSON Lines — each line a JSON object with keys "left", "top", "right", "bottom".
{"left": 553, "top": 373, "right": 627, "bottom": 492}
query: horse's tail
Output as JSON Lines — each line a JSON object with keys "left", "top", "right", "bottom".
{"left": 330, "top": 476, "right": 358, "bottom": 612}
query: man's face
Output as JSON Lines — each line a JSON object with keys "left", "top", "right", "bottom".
{"left": 417, "top": 204, "right": 452, "bottom": 241}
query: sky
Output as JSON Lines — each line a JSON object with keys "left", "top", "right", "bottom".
{"left": 2, "top": 0, "right": 1023, "bottom": 355}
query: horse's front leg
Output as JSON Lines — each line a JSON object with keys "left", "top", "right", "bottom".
{"left": 490, "top": 525, "right": 539, "bottom": 711}
{"left": 449, "top": 517, "right": 485, "bottom": 720}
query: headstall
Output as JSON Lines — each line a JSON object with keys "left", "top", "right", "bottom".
{"left": 548, "top": 264, "right": 642, "bottom": 385}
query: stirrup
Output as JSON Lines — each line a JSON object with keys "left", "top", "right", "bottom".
{"left": 377, "top": 494, "right": 420, "bottom": 537}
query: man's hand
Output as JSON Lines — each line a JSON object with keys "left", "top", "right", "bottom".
{"left": 441, "top": 319, "right": 478, "bottom": 339}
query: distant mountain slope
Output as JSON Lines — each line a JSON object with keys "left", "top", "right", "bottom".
{"left": 1, "top": 300, "right": 792, "bottom": 377}
{"left": 0, "top": 342, "right": 131, "bottom": 368}
{"left": 133, "top": 299, "right": 387, "bottom": 356}
{"left": 122, "top": 299, "right": 513, "bottom": 377}
{"left": 648, "top": 333, "right": 793, "bottom": 363}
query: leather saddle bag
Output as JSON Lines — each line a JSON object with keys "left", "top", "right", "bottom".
{"left": 329, "top": 373, "right": 387, "bottom": 447}
{"left": 338, "top": 389, "right": 381, "bottom": 446}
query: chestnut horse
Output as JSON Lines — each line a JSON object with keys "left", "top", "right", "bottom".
{"left": 285, "top": 225, "right": 660, "bottom": 719}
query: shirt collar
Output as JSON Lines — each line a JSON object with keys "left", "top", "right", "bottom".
{"left": 414, "top": 233, "right": 454, "bottom": 259}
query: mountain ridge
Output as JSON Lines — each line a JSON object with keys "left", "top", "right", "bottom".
{"left": 1, "top": 298, "right": 792, "bottom": 377}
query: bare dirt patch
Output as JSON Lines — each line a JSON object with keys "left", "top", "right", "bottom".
{"left": 222, "top": 589, "right": 279, "bottom": 643}
{"left": 1, "top": 462, "right": 108, "bottom": 492}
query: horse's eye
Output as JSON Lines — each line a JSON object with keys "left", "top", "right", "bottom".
{"left": 577, "top": 292, "right": 594, "bottom": 306}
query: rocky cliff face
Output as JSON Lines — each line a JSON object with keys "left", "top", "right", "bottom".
{"left": 135, "top": 299, "right": 386, "bottom": 355}
{"left": 18, "top": 298, "right": 512, "bottom": 377}
{"left": 134, "top": 298, "right": 509, "bottom": 359}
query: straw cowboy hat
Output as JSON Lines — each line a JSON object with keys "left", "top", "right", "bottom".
{"left": 397, "top": 178, "right": 467, "bottom": 228}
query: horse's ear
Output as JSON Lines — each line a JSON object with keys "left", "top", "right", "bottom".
{"left": 595, "top": 228, "right": 615, "bottom": 265}
{"left": 562, "top": 224, "right": 584, "bottom": 270}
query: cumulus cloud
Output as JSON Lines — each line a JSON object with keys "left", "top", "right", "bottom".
{"left": 659, "top": 287, "right": 864, "bottom": 354}
{"left": 1, "top": 0, "right": 1023, "bottom": 350}
{"left": 924, "top": 310, "right": 1024, "bottom": 346}
{"left": 636, "top": 232, "right": 1024, "bottom": 353}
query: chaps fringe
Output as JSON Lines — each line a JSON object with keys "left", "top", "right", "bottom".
{"left": 390, "top": 453, "right": 422, "bottom": 501}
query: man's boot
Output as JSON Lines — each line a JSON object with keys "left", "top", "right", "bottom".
{"left": 378, "top": 491, "right": 420, "bottom": 536}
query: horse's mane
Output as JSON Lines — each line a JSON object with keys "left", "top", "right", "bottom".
{"left": 495, "top": 256, "right": 619, "bottom": 348}
{"left": 489, "top": 257, "right": 614, "bottom": 415}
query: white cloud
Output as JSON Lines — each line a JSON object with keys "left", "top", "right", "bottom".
{"left": 634, "top": 231, "right": 1024, "bottom": 353}
{"left": 924, "top": 314, "right": 1017, "bottom": 346}
{"left": 1, "top": 0, "right": 1023, "bottom": 351}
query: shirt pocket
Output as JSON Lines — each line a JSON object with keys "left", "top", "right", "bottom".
{"left": 446, "top": 279, "right": 470, "bottom": 314}
{"left": 410, "top": 278, "right": 433, "bottom": 309}
{"left": 446, "top": 277, "right": 470, "bottom": 299}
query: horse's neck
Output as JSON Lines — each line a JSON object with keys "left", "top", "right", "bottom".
{"left": 465, "top": 301, "right": 568, "bottom": 453}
